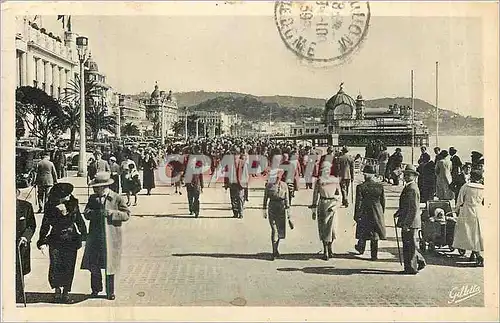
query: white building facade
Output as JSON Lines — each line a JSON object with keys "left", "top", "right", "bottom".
{"left": 15, "top": 16, "right": 79, "bottom": 99}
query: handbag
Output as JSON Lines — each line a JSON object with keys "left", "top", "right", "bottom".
{"left": 59, "top": 222, "right": 82, "bottom": 249}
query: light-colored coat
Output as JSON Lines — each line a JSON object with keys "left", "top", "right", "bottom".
{"left": 311, "top": 176, "right": 341, "bottom": 242}
{"left": 452, "top": 182, "right": 484, "bottom": 251}
{"left": 81, "top": 190, "right": 130, "bottom": 275}
{"left": 435, "top": 157, "right": 454, "bottom": 200}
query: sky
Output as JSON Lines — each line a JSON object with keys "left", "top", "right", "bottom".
{"left": 39, "top": 8, "right": 483, "bottom": 117}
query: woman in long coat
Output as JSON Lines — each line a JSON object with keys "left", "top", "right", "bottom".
{"left": 417, "top": 154, "right": 436, "bottom": 203}
{"left": 37, "top": 183, "right": 87, "bottom": 303}
{"left": 353, "top": 165, "right": 386, "bottom": 260}
{"left": 81, "top": 172, "right": 131, "bottom": 300}
{"left": 142, "top": 151, "right": 157, "bottom": 195}
{"left": 263, "top": 168, "right": 290, "bottom": 260}
{"left": 310, "top": 161, "right": 341, "bottom": 260}
{"left": 452, "top": 170, "right": 484, "bottom": 266}
{"left": 435, "top": 150, "right": 454, "bottom": 200}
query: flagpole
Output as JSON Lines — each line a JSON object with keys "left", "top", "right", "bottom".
{"left": 435, "top": 61, "right": 439, "bottom": 147}
{"left": 411, "top": 69, "right": 415, "bottom": 164}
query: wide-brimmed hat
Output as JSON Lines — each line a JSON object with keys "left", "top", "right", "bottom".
{"left": 403, "top": 164, "right": 420, "bottom": 176}
{"left": 48, "top": 183, "right": 74, "bottom": 203}
{"left": 88, "top": 172, "right": 114, "bottom": 187}
{"left": 362, "top": 165, "right": 376, "bottom": 174}
{"left": 109, "top": 156, "right": 117, "bottom": 162}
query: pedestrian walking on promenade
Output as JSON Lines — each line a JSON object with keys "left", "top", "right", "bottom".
{"left": 394, "top": 165, "right": 426, "bottom": 274}
{"left": 36, "top": 183, "right": 87, "bottom": 303}
{"left": 225, "top": 147, "right": 246, "bottom": 219}
{"left": 416, "top": 153, "right": 436, "bottom": 203}
{"left": 309, "top": 161, "right": 341, "bottom": 261}
{"left": 141, "top": 150, "right": 157, "bottom": 196}
{"left": 452, "top": 169, "right": 484, "bottom": 267}
{"left": 108, "top": 157, "right": 121, "bottom": 193}
{"left": 280, "top": 153, "right": 300, "bottom": 206}
{"left": 33, "top": 152, "right": 58, "bottom": 213}
{"left": 16, "top": 185, "right": 36, "bottom": 304}
{"left": 337, "top": 146, "right": 354, "bottom": 207}
{"left": 377, "top": 146, "right": 389, "bottom": 182}
{"left": 124, "top": 163, "right": 141, "bottom": 206}
{"left": 94, "top": 150, "right": 111, "bottom": 173}
{"left": 387, "top": 148, "right": 403, "bottom": 186}
{"left": 451, "top": 163, "right": 471, "bottom": 203}
{"left": 184, "top": 158, "right": 204, "bottom": 217}
{"left": 81, "top": 172, "right": 131, "bottom": 300}
{"left": 304, "top": 150, "right": 318, "bottom": 189}
{"left": 52, "top": 146, "right": 67, "bottom": 179}
{"left": 353, "top": 165, "right": 386, "bottom": 261}
{"left": 435, "top": 150, "right": 454, "bottom": 201}
{"left": 263, "top": 169, "right": 290, "bottom": 260}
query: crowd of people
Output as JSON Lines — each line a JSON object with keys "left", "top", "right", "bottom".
{"left": 15, "top": 136, "right": 485, "bottom": 304}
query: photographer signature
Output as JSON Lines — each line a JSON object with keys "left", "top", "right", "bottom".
{"left": 448, "top": 284, "right": 481, "bottom": 304}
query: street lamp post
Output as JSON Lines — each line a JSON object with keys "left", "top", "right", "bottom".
{"left": 76, "top": 36, "right": 89, "bottom": 177}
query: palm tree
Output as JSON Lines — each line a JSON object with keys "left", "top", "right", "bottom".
{"left": 86, "top": 104, "right": 117, "bottom": 142}
{"left": 122, "top": 122, "right": 140, "bottom": 136}
{"left": 60, "top": 76, "right": 99, "bottom": 150}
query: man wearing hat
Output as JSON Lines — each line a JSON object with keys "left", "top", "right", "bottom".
{"left": 224, "top": 147, "right": 246, "bottom": 218}
{"left": 108, "top": 157, "right": 121, "bottom": 193}
{"left": 337, "top": 146, "right": 355, "bottom": 207}
{"left": 94, "top": 150, "right": 111, "bottom": 174}
{"left": 354, "top": 165, "right": 386, "bottom": 260}
{"left": 449, "top": 147, "right": 463, "bottom": 180}
{"left": 81, "top": 172, "right": 131, "bottom": 300}
{"left": 16, "top": 184, "right": 37, "bottom": 303}
{"left": 394, "top": 165, "right": 426, "bottom": 274}
{"left": 33, "top": 152, "right": 58, "bottom": 213}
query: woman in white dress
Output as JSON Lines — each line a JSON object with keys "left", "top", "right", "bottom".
{"left": 452, "top": 170, "right": 484, "bottom": 267}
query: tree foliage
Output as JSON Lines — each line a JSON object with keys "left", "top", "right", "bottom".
{"left": 16, "top": 86, "right": 65, "bottom": 149}
{"left": 121, "top": 122, "right": 140, "bottom": 136}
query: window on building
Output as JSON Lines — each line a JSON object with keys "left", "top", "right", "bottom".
{"left": 50, "top": 85, "right": 53, "bottom": 96}
{"left": 42, "top": 83, "right": 46, "bottom": 92}
{"left": 33, "top": 80, "right": 38, "bottom": 88}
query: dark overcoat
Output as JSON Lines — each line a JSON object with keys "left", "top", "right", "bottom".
{"left": 81, "top": 190, "right": 130, "bottom": 275}
{"left": 16, "top": 199, "right": 36, "bottom": 275}
{"left": 142, "top": 157, "right": 157, "bottom": 189}
{"left": 396, "top": 181, "right": 422, "bottom": 229}
{"left": 354, "top": 178, "right": 386, "bottom": 240}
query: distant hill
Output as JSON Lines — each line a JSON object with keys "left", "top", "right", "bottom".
{"left": 129, "top": 90, "right": 483, "bottom": 136}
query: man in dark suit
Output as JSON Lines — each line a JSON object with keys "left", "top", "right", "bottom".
{"left": 184, "top": 150, "right": 204, "bottom": 218}
{"left": 16, "top": 186, "right": 37, "bottom": 303}
{"left": 33, "top": 152, "right": 58, "bottom": 213}
{"left": 337, "top": 146, "right": 354, "bottom": 207}
{"left": 354, "top": 165, "right": 386, "bottom": 260}
{"left": 394, "top": 165, "right": 426, "bottom": 274}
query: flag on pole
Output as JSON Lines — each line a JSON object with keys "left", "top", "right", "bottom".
{"left": 57, "top": 15, "right": 72, "bottom": 31}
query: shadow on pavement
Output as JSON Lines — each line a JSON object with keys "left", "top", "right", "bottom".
{"left": 277, "top": 267, "right": 399, "bottom": 275}
{"left": 134, "top": 214, "right": 233, "bottom": 219}
{"left": 379, "top": 246, "right": 480, "bottom": 268}
{"left": 172, "top": 252, "right": 323, "bottom": 261}
{"left": 21, "top": 292, "right": 90, "bottom": 304}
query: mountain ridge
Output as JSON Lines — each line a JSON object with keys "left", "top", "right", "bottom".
{"left": 128, "top": 91, "right": 483, "bottom": 136}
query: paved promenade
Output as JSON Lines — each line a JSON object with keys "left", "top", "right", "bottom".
{"left": 17, "top": 171, "right": 484, "bottom": 307}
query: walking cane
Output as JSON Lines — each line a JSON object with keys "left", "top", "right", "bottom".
{"left": 17, "top": 241, "right": 27, "bottom": 307}
{"left": 393, "top": 214, "right": 402, "bottom": 265}
{"left": 24, "top": 185, "right": 35, "bottom": 201}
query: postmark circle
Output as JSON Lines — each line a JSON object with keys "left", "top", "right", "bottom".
{"left": 274, "top": 1, "right": 371, "bottom": 64}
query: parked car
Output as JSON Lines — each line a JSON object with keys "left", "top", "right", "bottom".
{"left": 65, "top": 151, "right": 95, "bottom": 170}
{"left": 15, "top": 146, "right": 44, "bottom": 187}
